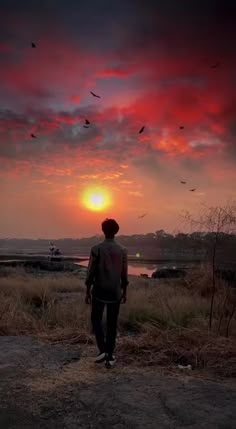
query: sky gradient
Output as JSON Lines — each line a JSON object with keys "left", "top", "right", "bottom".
{"left": 0, "top": 0, "right": 236, "bottom": 238}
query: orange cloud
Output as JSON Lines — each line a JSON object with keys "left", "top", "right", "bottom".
{"left": 128, "top": 191, "right": 143, "bottom": 197}
{"left": 120, "top": 180, "right": 133, "bottom": 185}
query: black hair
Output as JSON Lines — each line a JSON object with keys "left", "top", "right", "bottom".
{"left": 102, "top": 218, "right": 119, "bottom": 238}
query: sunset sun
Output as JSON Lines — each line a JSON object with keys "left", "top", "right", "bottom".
{"left": 82, "top": 187, "right": 111, "bottom": 211}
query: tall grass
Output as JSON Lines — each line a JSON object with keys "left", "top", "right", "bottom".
{"left": 0, "top": 268, "right": 235, "bottom": 375}
{"left": 0, "top": 268, "right": 235, "bottom": 336}
{"left": 0, "top": 272, "right": 86, "bottom": 334}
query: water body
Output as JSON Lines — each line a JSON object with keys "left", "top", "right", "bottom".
{"left": 78, "top": 259, "right": 195, "bottom": 277}
{"left": 0, "top": 254, "right": 198, "bottom": 277}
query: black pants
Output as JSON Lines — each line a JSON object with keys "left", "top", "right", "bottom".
{"left": 91, "top": 298, "right": 120, "bottom": 359}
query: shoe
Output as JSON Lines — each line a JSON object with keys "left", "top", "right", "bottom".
{"left": 105, "top": 356, "right": 116, "bottom": 369}
{"left": 95, "top": 352, "right": 106, "bottom": 363}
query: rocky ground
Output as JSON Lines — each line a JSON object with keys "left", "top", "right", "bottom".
{"left": 0, "top": 336, "right": 235, "bottom": 429}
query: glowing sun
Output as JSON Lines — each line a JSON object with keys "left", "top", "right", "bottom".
{"left": 82, "top": 187, "right": 111, "bottom": 211}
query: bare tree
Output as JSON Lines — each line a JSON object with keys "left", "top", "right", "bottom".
{"left": 184, "top": 201, "right": 236, "bottom": 330}
{"left": 217, "top": 282, "right": 236, "bottom": 337}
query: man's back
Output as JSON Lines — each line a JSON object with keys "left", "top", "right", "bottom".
{"left": 86, "top": 238, "right": 128, "bottom": 303}
{"left": 85, "top": 219, "right": 128, "bottom": 367}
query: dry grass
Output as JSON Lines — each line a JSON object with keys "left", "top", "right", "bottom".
{"left": 119, "top": 326, "right": 236, "bottom": 377}
{"left": 0, "top": 267, "right": 235, "bottom": 376}
{"left": 119, "top": 280, "right": 209, "bottom": 330}
{"left": 0, "top": 271, "right": 86, "bottom": 334}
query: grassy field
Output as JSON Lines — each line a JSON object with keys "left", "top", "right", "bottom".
{"left": 0, "top": 265, "right": 235, "bottom": 376}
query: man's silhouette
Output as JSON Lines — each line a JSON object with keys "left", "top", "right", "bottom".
{"left": 85, "top": 218, "right": 129, "bottom": 368}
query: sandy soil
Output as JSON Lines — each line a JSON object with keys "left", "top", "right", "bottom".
{"left": 0, "top": 336, "right": 235, "bottom": 429}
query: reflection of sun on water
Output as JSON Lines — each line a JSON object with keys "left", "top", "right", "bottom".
{"left": 82, "top": 187, "right": 111, "bottom": 211}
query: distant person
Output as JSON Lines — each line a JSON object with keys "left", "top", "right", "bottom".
{"left": 49, "top": 242, "right": 55, "bottom": 258}
{"left": 85, "top": 218, "right": 129, "bottom": 368}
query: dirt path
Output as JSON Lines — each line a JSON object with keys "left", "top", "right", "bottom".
{"left": 0, "top": 337, "right": 235, "bottom": 429}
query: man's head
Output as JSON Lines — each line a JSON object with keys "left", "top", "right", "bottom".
{"left": 102, "top": 218, "right": 119, "bottom": 238}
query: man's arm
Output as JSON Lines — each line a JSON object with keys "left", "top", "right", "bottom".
{"left": 121, "top": 248, "right": 129, "bottom": 301}
{"left": 85, "top": 247, "right": 98, "bottom": 302}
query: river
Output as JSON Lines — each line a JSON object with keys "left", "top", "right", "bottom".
{"left": 0, "top": 254, "right": 198, "bottom": 277}
{"left": 77, "top": 259, "right": 195, "bottom": 277}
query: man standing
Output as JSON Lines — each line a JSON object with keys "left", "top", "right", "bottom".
{"left": 85, "top": 218, "right": 129, "bottom": 368}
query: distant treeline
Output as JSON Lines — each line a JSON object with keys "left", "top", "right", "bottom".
{"left": 0, "top": 230, "right": 236, "bottom": 261}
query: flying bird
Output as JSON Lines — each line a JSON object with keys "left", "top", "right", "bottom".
{"left": 31, "top": 133, "right": 37, "bottom": 138}
{"left": 31, "top": 42, "right": 36, "bottom": 48}
{"left": 85, "top": 119, "right": 90, "bottom": 125}
{"left": 179, "top": 126, "right": 184, "bottom": 130}
{"left": 211, "top": 62, "right": 220, "bottom": 69}
{"left": 138, "top": 213, "right": 147, "bottom": 219}
{"left": 189, "top": 189, "right": 196, "bottom": 192}
{"left": 180, "top": 181, "right": 186, "bottom": 184}
{"left": 139, "top": 126, "right": 145, "bottom": 134}
{"left": 90, "top": 91, "right": 101, "bottom": 98}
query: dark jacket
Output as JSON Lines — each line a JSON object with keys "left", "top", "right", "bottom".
{"left": 85, "top": 238, "right": 129, "bottom": 303}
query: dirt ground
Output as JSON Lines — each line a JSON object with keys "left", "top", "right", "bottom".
{"left": 0, "top": 336, "right": 236, "bottom": 429}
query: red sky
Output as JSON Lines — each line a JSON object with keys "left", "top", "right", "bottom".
{"left": 0, "top": 0, "right": 236, "bottom": 238}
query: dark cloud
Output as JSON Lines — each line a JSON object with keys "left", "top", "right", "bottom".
{"left": 0, "top": 0, "right": 235, "bottom": 176}
{"left": 227, "top": 121, "right": 236, "bottom": 161}
{"left": 122, "top": 0, "right": 236, "bottom": 53}
{"left": 1, "top": 0, "right": 235, "bottom": 59}
{"left": 0, "top": 106, "right": 138, "bottom": 163}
